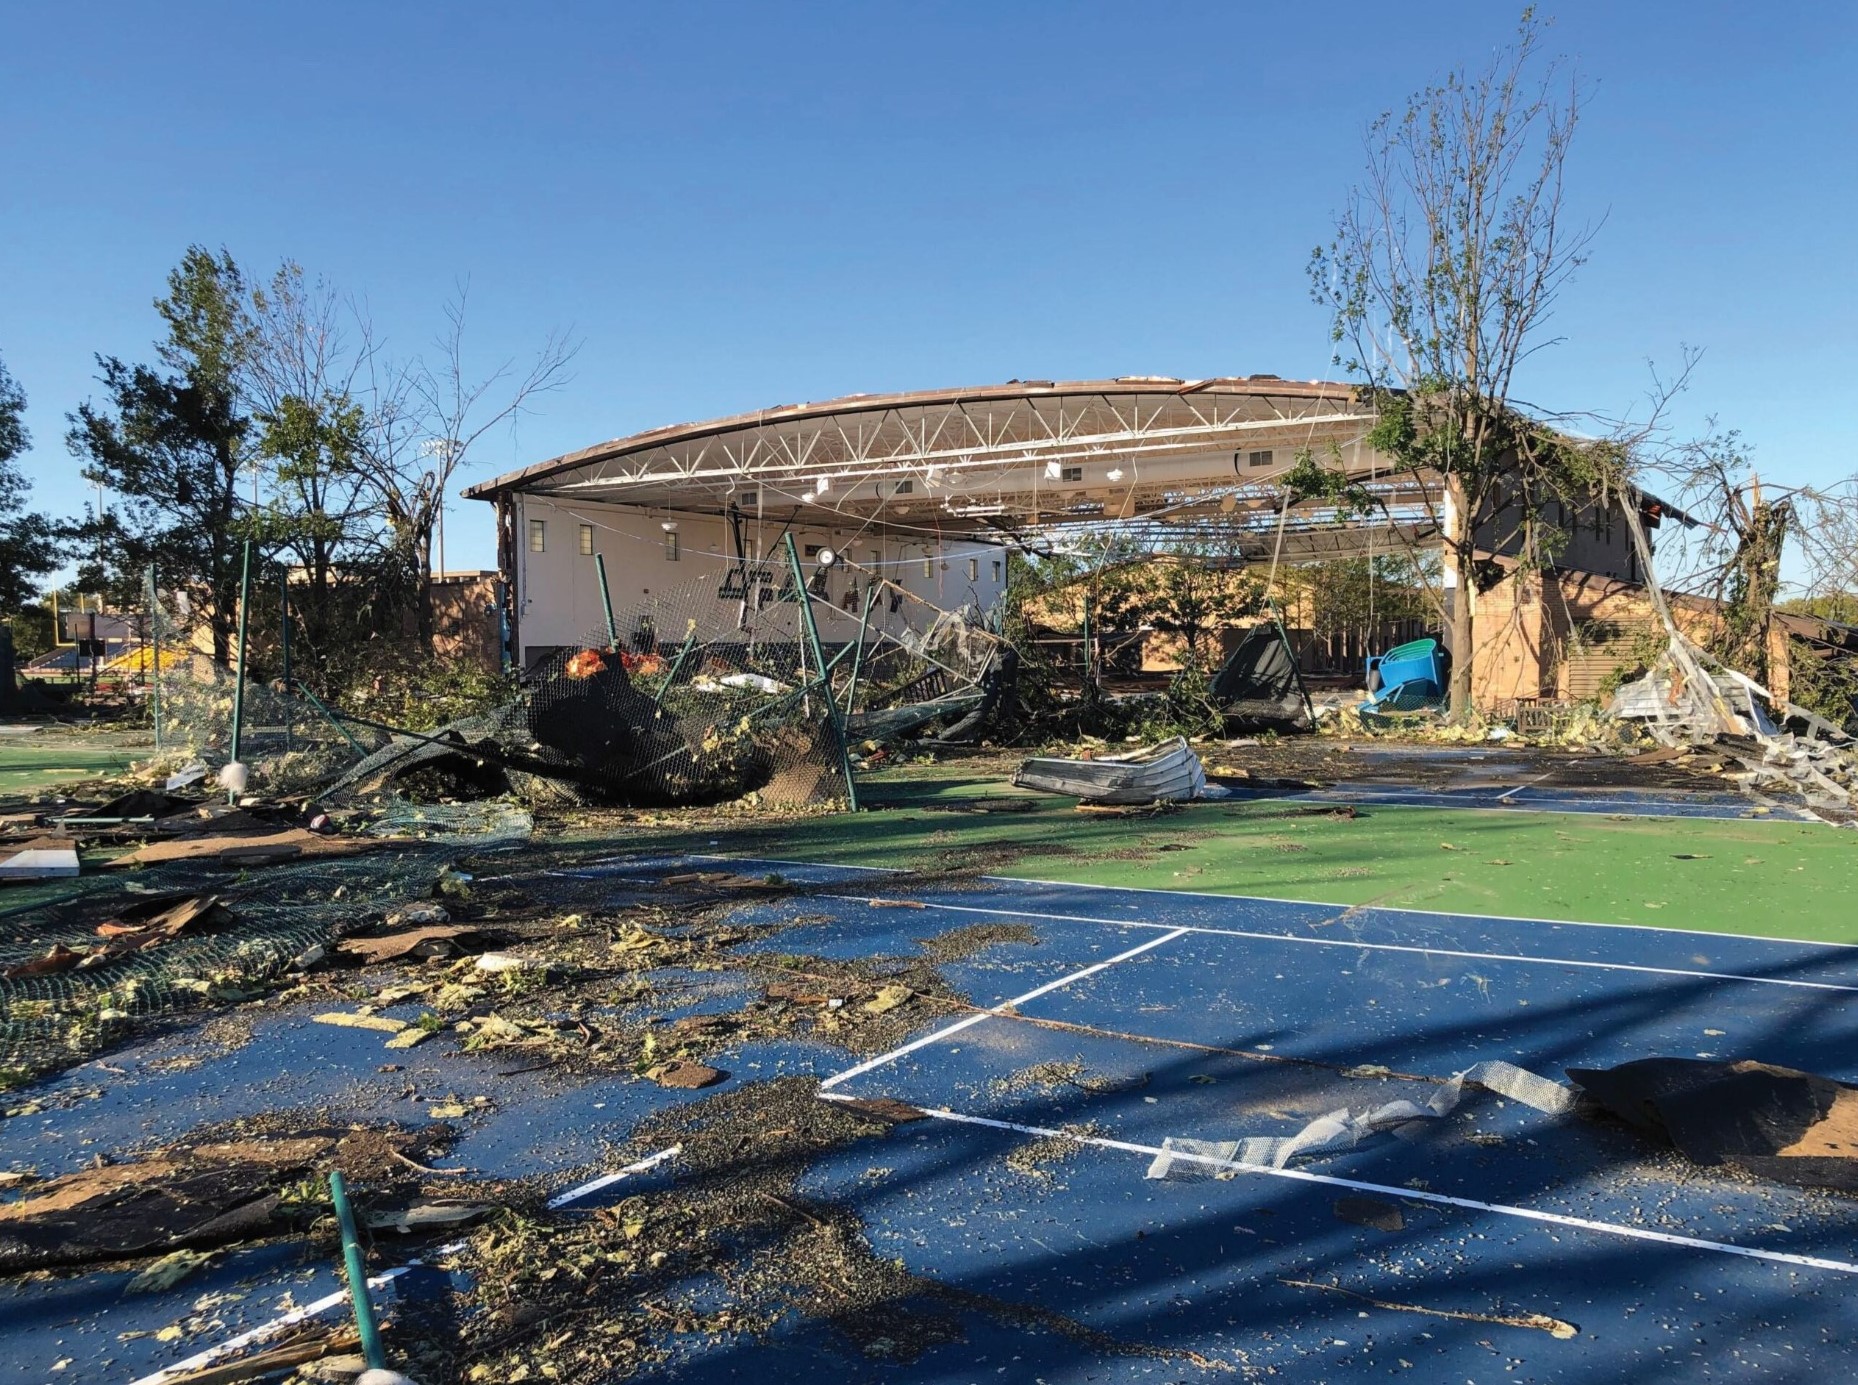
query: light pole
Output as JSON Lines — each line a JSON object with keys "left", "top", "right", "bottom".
{"left": 420, "top": 437, "right": 463, "bottom": 577}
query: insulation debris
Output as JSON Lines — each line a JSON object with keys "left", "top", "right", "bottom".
{"left": 1146, "top": 1060, "right": 1573, "bottom": 1179}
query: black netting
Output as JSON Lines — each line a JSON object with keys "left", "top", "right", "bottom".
{"left": 326, "top": 556, "right": 1007, "bottom": 808}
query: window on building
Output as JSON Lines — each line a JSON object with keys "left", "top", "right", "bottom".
{"left": 967, "top": 557, "right": 980, "bottom": 581}
{"left": 527, "top": 518, "right": 546, "bottom": 552}
{"left": 1247, "top": 449, "right": 1274, "bottom": 468}
{"left": 804, "top": 544, "right": 822, "bottom": 558}
{"left": 664, "top": 530, "right": 680, "bottom": 561}
{"left": 992, "top": 559, "right": 1002, "bottom": 583}
{"left": 1060, "top": 465, "right": 1083, "bottom": 482}
{"left": 577, "top": 523, "right": 594, "bottom": 556}
{"left": 923, "top": 555, "right": 935, "bottom": 579}
{"left": 895, "top": 478, "right": 913, "bottom": 494}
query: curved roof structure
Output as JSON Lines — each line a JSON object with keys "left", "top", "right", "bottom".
{"left": 464, "top": 374, "right": 1450, "bottom": 561}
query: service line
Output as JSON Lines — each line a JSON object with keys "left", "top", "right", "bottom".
{"left": 831, "top": 1097, "right": 1858, "bottom": 1277}
{"left": 819, "top": 926, "right": 1191, "bottom": 1090}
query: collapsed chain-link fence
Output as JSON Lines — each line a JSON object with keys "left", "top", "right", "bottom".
{"left": 324, "top": 553, "right": 1007, "bottom": 808}
{"left": 0, "top": 803, "right": 534, "bottom": 1085}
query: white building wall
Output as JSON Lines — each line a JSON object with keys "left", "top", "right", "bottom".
{"left": 511, "top": 496, "right": 1008, "bottom": 664}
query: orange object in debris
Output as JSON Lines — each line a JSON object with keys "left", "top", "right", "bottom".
{"left": 565, "top": 648, "right": 608, "bottom": 679}
{"left": 619, "top": 650, "right": 665, "bottom": 676}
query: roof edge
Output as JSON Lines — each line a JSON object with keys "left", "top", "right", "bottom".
{"left": 462, "top": 375, "right": 1359, "bottom": 501}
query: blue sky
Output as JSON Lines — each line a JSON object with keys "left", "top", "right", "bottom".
{"left": 2, "top": 2, "right": 1853, "bottom": 575}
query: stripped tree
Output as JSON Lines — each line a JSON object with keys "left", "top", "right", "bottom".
{"left": 1312, "top": 11, "right": 1618, "bottom": 713}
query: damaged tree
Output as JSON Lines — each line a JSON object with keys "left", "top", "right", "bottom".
{"left": 1312, "top": 11, "right": 1614, "bottom": 714}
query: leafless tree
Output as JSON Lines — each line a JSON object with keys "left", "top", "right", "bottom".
{"left": 1312, "top": 10, "right": 1611, "bottom": 713}
{"left": 354, "top": 284, "right": 579, "bottom": 638}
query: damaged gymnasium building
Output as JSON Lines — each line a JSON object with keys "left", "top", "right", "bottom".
{"left": 460, "top": 376, "right": 1700, "bottom": 741}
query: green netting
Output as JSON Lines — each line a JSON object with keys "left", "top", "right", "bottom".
{"left": 0, "top": 802, "right": 531, "bottom": 1084}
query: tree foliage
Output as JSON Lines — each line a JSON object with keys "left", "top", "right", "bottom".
{"left": 0, "top": 353, "right": 63, "bottom": 614}
{"left": 68, "top": 248, "right": 252, "bottom": 661}
{"left": 67, "top": 246, "right": 576, "bottom": 689}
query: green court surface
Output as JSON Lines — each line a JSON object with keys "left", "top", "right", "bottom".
{"left": 0, "top": 736, "right": 140, "bottom": 795}
{"left": 636, "top": 769, "right": 1858, "bottom": 945}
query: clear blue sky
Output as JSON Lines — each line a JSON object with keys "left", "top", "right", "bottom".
{"left": 3, "top": 2, "right": 1853, "bottom": 575}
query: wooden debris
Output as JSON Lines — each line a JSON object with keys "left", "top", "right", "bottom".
{"left": 312, "top": 1012, "right": 408, "bottom": 1033}
{"left": 645, "top": 1060, "right": 726, "bottom": 1089}
{"left": 1281, "top": 1278, "right": 1578, "bottom": 1339}
{"left": 337, "top": 926, "right": 487, "bottom": 964}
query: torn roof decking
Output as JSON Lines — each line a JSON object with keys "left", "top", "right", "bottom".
{"left": 463, "top": 376, "right": 1686, "bottom": 565}
{"left": 463, "top": 377, "right": 1401, "bottom": 540}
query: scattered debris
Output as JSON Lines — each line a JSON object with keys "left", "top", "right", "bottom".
{"left": 1015, "top": 736, "right": 1208, "bottom": 805}
{"left": 313, "top": 1013, "right": 410, "bottom": 1034}
{"left": 383, "top": 902, "right": 451, "bottom": 928}
{"left": 644, "top": 1060, "right": 726, "bottom": 1089}
{"left": 1567, "top": 1057, "right": 1858, "bottom": 1191}
{"left": 337, "top": 927, "right": 488, "bottom": 965}
{"left": 0, "top": 836, "right": 80, "bottom": 881}
{"left": 0, "top": 1124, "right": 451, "bottom": 1271}
{"left": 1148, "top": 1060, "right": 1573, "bottom": 1179}
{"left": 124, "top": 1246, "right": 216, "bottom": 1294}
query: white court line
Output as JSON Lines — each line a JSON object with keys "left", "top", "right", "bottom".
{"left": 128, "top": 1260, "right": 448, "bottom": 1385}
{"left": 819, "top": 927, "right": 1191, "bottom": 1090}
{"left": 1496, "top": 772, "right": 1557, "bottom": 802}
{"left": 130, "top": 1148, "right": 682, "bottom": 1385}
{"left": 546, "top": 1144, "right": 682, "bottom": 1207}
{"left": 675, "top": 850, "right": 1858, "bottom": 953}
{"left": 822, "top": 894, "right": 1858, "bottom": 996}
{"left": 827, "top": 1096, "right": 1858, "bottom": 1278}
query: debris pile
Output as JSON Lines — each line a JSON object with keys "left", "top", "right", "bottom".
{"left": 1568, "top": 1057, "right": 1858, "bottom": 1192}
{"left": 0, "top": 1122, "right": 457, "bottom": 1273}
{"left": 1014, "top": 736, "right": 1210, "bottom": 805}
{"left": 323, "top": 555, "right": 1008, "bottom": 812}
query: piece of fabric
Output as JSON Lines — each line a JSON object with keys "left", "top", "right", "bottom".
{"left": 1146, "top": 1060, "right": 1574, "bottom": 1180}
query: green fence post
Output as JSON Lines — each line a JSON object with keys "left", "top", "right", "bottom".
{"left": 594, "top": 552, "right": 619, "bottom": 649}
{"left": 327, "top": 1170, "right": 388, "bottom": 1370}
{"left": 841, "top": 579, "right": 879, "bottom": 720}
{"left": 783, "top": 534, "right": 859, "bottom": 811}
{"left": 146, "top": 566, "right": 162, "bottom": 751}
{"left": 227, "top": 540, "right": 253, "bottom": 802}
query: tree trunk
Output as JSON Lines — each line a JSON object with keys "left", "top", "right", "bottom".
{"left": 1448, "top": 548, "right": 1475, "bottom": 716}
{"left": 1446, "top": 474, "right": 1475, "bottom": 717}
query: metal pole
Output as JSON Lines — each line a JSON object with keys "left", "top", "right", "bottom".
{"left": 782, "top": 533, "right": 859, "bottom": 811}
{"left": 227, "top": 539, "right": 253, "bottom": 802}
{"left": 841, "top": 580, "right": 879, "bottom": 719}
{"left": 278, "top": 572, "right": 293, "bottom": 752}
{"left": 279, "top": 573, "right": 292, "bottom": 687}
{"left": 146, "top": 566, "right": 162, "bottom": 750}
{"left": 327, "top": 1171, "right": 388, "bottom": 1370}
{"left": 593, "top": 553, "right": 619, "bottom": 649}
{"left": 652, "top": 625, "right": 698, "bottom": 713}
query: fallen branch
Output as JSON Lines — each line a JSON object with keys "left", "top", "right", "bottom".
{"left": 1280, "top": 1278, "right": 1577, "bottom": 1338}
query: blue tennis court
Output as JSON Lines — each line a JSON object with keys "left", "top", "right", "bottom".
{"left": 682, "top": 853, "right": 1858, "bottom": 1379}
{"left": 63, "top": 850, "right": 1858, "bottom": 1383}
